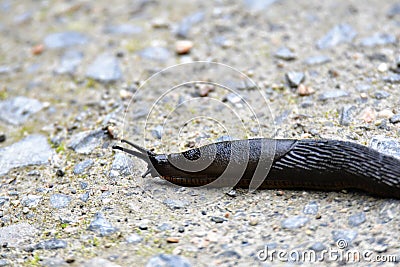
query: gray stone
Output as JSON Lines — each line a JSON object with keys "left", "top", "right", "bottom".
{"left": 83, "top": 258, "right": 122, "bottom": 267}
{"left": 0, "top": 135, "right": 53, "bottom": 176}
{"left": 138, "top": 47, "right": 171, "bottom": 62}
{"left": 175, "top": 12, "right": 204, "bottom": 38}
{"left": 387, "top": 3, "right": 400, "bottom": 17}
{"left": 374, "top": 90, "right": 390, "bottom": 99}
{"left": 216, "top": 135, "right": 236, "bottom": 142}
{"left": 274, "top": 47, "right": 296, "bottom": 60}
{"left": 383, "top": 74, "right": 400, "bottom": 83}
{"left": 151, "top": 125, "right": 163, "bottom": 139}
{"left": 369, "top": 136, "right": 400, "bottom": 159}
{"left": 0, "top": 260, "right": 8, "bottom": 266}
{"left": 146, "top": 254, "right": 191, "bottom": 267}
{"left": 44, "top": 31, "right": 88, "bottom": 49}
{"left": 332, "top": 229, "right": 357, "bottom": 243}
{"left": 163, "top": 199, "right": 188, "bottom": 209}
{"left": 389, "top": 114, "right": 400, "bottom": 124}
{"left": 32, "top": 239, "right": 67, "bottom": 250}
{"left": 88, "top": 213, "right": 117, "bottom": 236}
{"left": 126, "top": 233, "right": 143, "bottom": 244}
{"left": 304, "top": 55, "right": 331, "bottom": 65}
{"left": 0, "top": 96, "right": 44, "bottom": 125}
{"left": 86, "top": 53, "right": 122, "bottom": 83}
{"left": 285, "top": 71, "right": 305, "bottom": 87}
{"left": 50, "top": 194, "right": 71, "bottom": 209}
{"left": 310, "top": 242, "right": 326, "bottom": 252}
{"left": 217, "top": 250, "right": 241, "bottom": 259}
{"left": 243, "top": 0, "right": 277, "bottom": 11}
{"left": 73, "top": 159, "right": 94, "bottom": 175}
{"left": 339, "top": 105, "right": 356, "bottom": 126}
{"left": 303, "top": 201, "right": 319, "bottom": 215}
{"left": 21, "top": 194, "right": 42, "bottom": 208}
{"left": 282, "top": 216, "right": 309, "bottom": 229}
{"left": 109, "top": 153, "right": 134, "bottom": 178}
{"left": 55, "top": 50, "right": 83, "bottom": 75}
{"left": 68, "top": 129, "right": 106, "bottom": 154}
{"left": 318, "top": 90, "right": 349, "bottom": 101}
{"left": 348, "top": 212, "right": 366, "bottom": 227}
{"left": 316, "top": 24, "right": 357, "bottom": 49}
{"left": 211, "top": 216, "right": 227, "bottom": 223}
{"left": 360, "top": 33, "right": 396, "bottom": 47}
{"left": 0, "top": 65, "right": 18, "bottom": 75}
{"left": 80, "top": 191, "right": 90, "bottom": 202}
{"left": 0, "top": 223, "right": 37, "bottom": 248}
{"left": 103, "top": 24, "right": 142, "bottom": 35}
{"left": 157, "top": 223, "right": 172, "bottom": 231}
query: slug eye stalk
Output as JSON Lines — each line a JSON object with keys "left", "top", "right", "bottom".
{"left": 112, "top": 139, "right": 156, "bottom": 178}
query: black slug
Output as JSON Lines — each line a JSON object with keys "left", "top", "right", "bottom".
{"left": 112, "top": 138, "right": 400, "bottom": 198}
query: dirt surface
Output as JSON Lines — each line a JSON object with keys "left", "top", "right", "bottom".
{"left": 1, "top": 0, "right": 400, "bottom": 266}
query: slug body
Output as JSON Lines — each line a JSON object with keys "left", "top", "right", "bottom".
{"left": 113, "top": 138, "right": 400, "bottom": 198}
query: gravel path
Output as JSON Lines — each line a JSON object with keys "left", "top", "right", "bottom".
{"left": 1, "top": 0, "right": 400, "bottom": 266}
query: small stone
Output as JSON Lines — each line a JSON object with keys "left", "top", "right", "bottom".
{"left": 56, "top": 169, "right": 65, "bottom": 177}
{"left": 310, "top": 242, "right": 326, "bottom": 252}
{"left": 226, "top": 189, "right": 237, "bottom": 197}
{"left": 304, "top": 55, "right": 331, "bottom": 65}
{"left": 0, "top": 223, "right": 37, "bottom": 248}
{"left": 86, "top": 53, "right": 122, "bottom": 83}
{"left": 369, "top": 136, "right": 400, "bottom": 159}
{"left": 157, "top": 223, "right": 172, "bottom": 231}
{"left": 297, "top": 84, "right": 314, "bottom": 96}
{"left": 377, "top": 109, "right": 394, "bottom": 119}
{"left": 360, "top": 33, "right": 396, "bottom": 47}
{"left": 55, "top": 50, "right": 83, "bottom": 75}
{"left": 285, "top": 71, "right": 305, "bottom": 87}
{"left": 151, "top": 125, "right": 163, "bottom": 139}
{"left": 303, "top": 201, "right": 319, "bottom": 215}
{"left": 211, "top": 216, "right": 226, "bottom": 223}
{"left": 0, "top": 260, "right": 8, "bottom": 266}
{"left": 138, "top": 220, "right": 149, "bottom": 230}
{"left": 282, "top": 216, "right": 309, "bottom": 229}
{"left": 374, "top": 244, "right": 388, "bottom": 253}
{"left": 44, "top": 31, "right": 88, "bottom": 49}
{"left": 274, "top": 47, "right": 296, "bottom": 61}
{"left": 383, "top": 74, "right": 400, "bottom": 83}
{"left": 88, "top": 213, "right": 117, "bottom": 236}
{"left": 348, "top": 212, "right": 366, "bottom": 227}
{"left": 197, "top": 84, "right": 214, "bottom": 97}
{"left": 316, "top": 24, "right": 357, "bottom": 49}
{"left": 103, "top": 24, "right": 142, "bottom": 35}
{"left": 163, "top": 199, "right": 188, "bottom": 209}
{"left": 217, "top": 250, "right": 241, "bottom": 259}
{"left": 50, "top": 194, "right": 71, "bottom": 209}
{"left": 32, "top": 239, "right": 67, "bottom": 250}
{"left": 332, "top": 229, "right": 357, "bottom": 243}
{"left": 387, "top": 3, "right": 400, "bottom": 17}
{"left": 68, "top": 129, "right": 106, "bottom": 154}
{"left": 146, "top": 254, "right": 191, "bottom": 267}
{"left": 224, "top": 93, "right": 243, "bottom": 105}
{"left": 0, "top": 96, "right": 44, "bottom": 125}
{"left": 0, "top": 197, "right": 8, "bottom": 207}
{"left": 166, "top": 237, "right": 179, "bottom": 243}
{"left": 126, "top": 234, "right": 142, "bottom": 244}
{"left": 339, "top": 105, "right": 356, "bottom": 126}
{"left": 389, "top": 114, "right": 400, "bottom": 124}
{"left": 73, "top": 159, "right": 94, "bottom": 175}
{"left": 377, "top": 63, "right": 389, "bottom": 73}
{"left": 80, "top": 191, "right": 90, "bottom": 202}
{"left": 359, "top": 107, "right": 376, "bottom": 123}
{"left": 31, "top": 44, "right": 44, "bottom": 55}
{"left": 243, "top": 0, "right": 277, "bottom": 11}
{"left": 0, "top": 133, "right": 5, "bottom": 142}
{"left": 318, "top": 90, "right": 350, "bottom": 101}
{"left": 175, "top": 40, "right": 193, "bottom": 55}
{"left": 21, "top": 195, "right": 42, "bottom": 208}
{"left": 374, "top": 90, "right": 390, "bottom": 99}
{"left": 138, "top": 47, "right": 171, "bottom": 62}
{"left": 249, "top": 218, "right": 258, "bottom": 226}
{"left": 178, "top": 226, "right": 185, "bottom": 233}
{"left": 109, "top": 153, "right": 134, "bottom": 178}
{"left": 175, "top": 11, "right": 204, "bottom": 38}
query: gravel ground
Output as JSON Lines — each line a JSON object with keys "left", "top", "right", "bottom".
{"left": 1, "top": 0, "right": 400, "bottom": 266}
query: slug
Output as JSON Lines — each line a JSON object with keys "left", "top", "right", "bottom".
{"left": 112, "top": 138, "right": 400, "bottom": 198}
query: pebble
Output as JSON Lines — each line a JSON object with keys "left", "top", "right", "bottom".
{"left": 348, "top": 212, "right": 366, "bottom": 227}
{"left": 175, "top": 40, "right": 193, "bottom": 55}
{"left": 0, "top": 197, "right": 8, "bottom": 207}
{"left": 211, "top": 216, "right": 226, "bottom": 223}
{"left": 88, "top": 213, "right": 117, "bottom": 236}
{"left": 146, "top": 254, "right": 191, "bottom": 267}
{"left": 389, "top": 114, "right": 400, "bottom": 124}
{"left": 0, "top": 260, "right": 8, "bottom": 266}
{"left": 138, "top": 220, "right": 149, "bottom": 230}
{"left": 126, "top": 234, "right": 142, "bottom": 244}
{"left": 163, "top": 199, "right": 188, "bottom": 209}
{"left": 0, "top": 96, "right": 44, "bottom": 125}
{"left": 83, "top": 258, "right": 122, "bottom": 267}
{"left": 309, "top": 242, "right": 326, "bottom": 252}
{"left": 31, "top": 239, "right": 67, "bottom": 251}
{"left": 49, "top": 194, "right": 71, "bottom": 209}
{"left": 369, "top": 136, "right": 400, "bottom": 159}
{"left": 360, "top": 33, "right": 396, "bottom": 47}
{"left": 226, "top": 189, "right": 237, "bottom": 197}
{"left": 387, "top": 3, "right": 400, "bottom": 17}
{"left": 383, "top": 74, "right": 400, "bottom": 83}
{"left": 243, "top": 0, "right": 277, "bottom": 11}
{"left": 54, "top": 50, "right": 83, "bottom": 75}
{"left": 316, "top": 24, "right": 357, "bottom": 49}
{"left": 373, "top": 90, "right": 390, "bottom": 99}
{"left": 281, "top": 216, "right": 309, "bottom": 229}
{"left": 217, "top": 250, "right": 241, "bottom": 259}
{"left": 109, "top": 153, "right": 134, "bottom": 178}
{"left": 318, "top": 89, "right": 349, "bottom": 101}
{"left": 138, "top": 47, "right": 171, "bottom": 62}
{"left": 73, "top": 159, "right": 94, "bottom": 175}
{"left": 377, "top": 63, "right": 388, "bottom": 72}
{"left": 80, "top": 191, "right": 90, "bottom": 202}
{"left": 103, "top": 24, "right": 142, "bottom": 35}
{"left": 31, "top": 44, "right": 44, "bottom": 55}
{"left": 285, "top": 71, "right": 305, "bottom": 87}
{"left": 0, "top": 135, "right": 53, "bottom": 176}
{"left": 152, "top": 125, "right": 163, "bottom": 139}
{"left": 331, "top": 229, "right": 357, "bottom": 243}
{"left": 21, "top": 194, "right": 42, "bottom": 208}
{"left": 44, "top": 31, "right": 88, "bottom": 49}
{"left": 67, "top": 129, "right": 106, "bottom": 154}
{"left": 86, "top": 53, "right": 122, "bottom": 83}
{"left": 249, "top": 218, "right": 258, "bottom": 226}
{"left": 297, "top": 84, "right": 315, "bottom": 96}
{"left": 274, "top": 47, "right": 296, "bottom": 61}
{"left": 0, "top": 133, "right": 5, "bottom": 142}
{"left": 166, "top": 237, "right": 179, "bottom": 243}
{"left": 303, "top": 201, "right": 319, "bottom": 215}
{"left": 304, "top": 55, "right": 331, "bottom": 65}
{"left": 175, "top": 11, "right": 204, "bottom": 38}
{"left": 158, "top": 223, "right": 172, "bottom": 231}
{"left": 0, "top": 223, "right": 37, "bottom": 248}
{"left": 339, "top": 105, "right": 356, "bottom": 126}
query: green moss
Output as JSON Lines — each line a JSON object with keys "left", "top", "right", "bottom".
{"left": 25, "top": 253, "right": 40, "bottom": 266}
{"left": 55, "top": 142, "right": 66, "bottom": 153}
